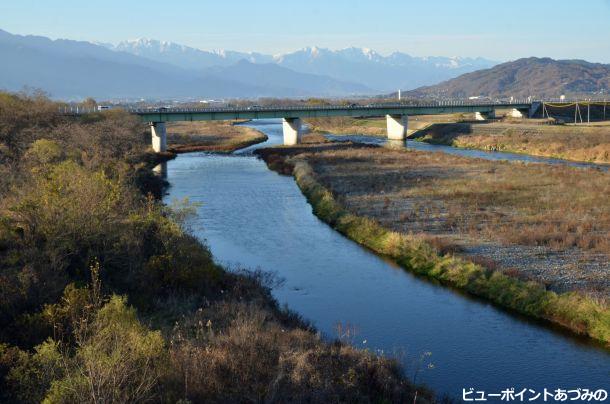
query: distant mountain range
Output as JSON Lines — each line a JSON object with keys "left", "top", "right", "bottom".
{"left": 0, "top": 29, "right": 370, "bottom": 99}
{"left": 407, "top": 57, "right": 610, "bottom": 99}
{"left": 111, "top": 38, "right": 275, "bottom": 68}
{"left": 109, "top": 39, "right": 496, "bottom": 92}
{"left": 6, "top": 30, "right": 608, "bottom": 101}
{"left": 0, "top": 29, "right": 497, "bottom": 100}
{"left": 271, "top": 46, "right": 495, "bottom": 91}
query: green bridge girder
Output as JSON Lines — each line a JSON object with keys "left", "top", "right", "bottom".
{"left": 134, "top": 103, "right": 533, "bottom": 123}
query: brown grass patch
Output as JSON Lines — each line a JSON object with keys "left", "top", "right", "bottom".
{"left": 417, "top": 121, "right": 610, "bottom": 163}
{"left": 167, "top": 300, "right": 431, "bottom": 403}
{"left": 166, "top": 121, "right": 267, "bottom": 153}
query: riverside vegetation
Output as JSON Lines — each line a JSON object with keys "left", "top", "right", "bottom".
{"left": 0, "top": 91, "right": 438, "bottom": 403}
{"left": 255, "top": 140, "right": 610, "bottom": 345}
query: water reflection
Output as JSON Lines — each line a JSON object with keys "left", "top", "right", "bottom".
{"left": 384, "top": 139, "right": 407, "bottom": 149}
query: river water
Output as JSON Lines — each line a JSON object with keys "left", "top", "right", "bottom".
{"left": 324, "top": 134, "right": 609, "bottom": 171}
{"left": 164, "top": 120, "right": 609, "bottom": 401}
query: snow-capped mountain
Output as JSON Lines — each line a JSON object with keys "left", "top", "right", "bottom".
{"left": 111, "top": 39, "right": 273, "bottom": 69}
{"left": 273, "top": 47, "right": 496, "bottom": 91}
{"left": 111, "top": 40, "right": 497, "bottom": 91}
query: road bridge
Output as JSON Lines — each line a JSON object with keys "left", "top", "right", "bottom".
{"left": 132, "top": 101, "right": 539, "bottom": 152}
{"left": 64, "top": 101, "right": 546, "bottom": 151}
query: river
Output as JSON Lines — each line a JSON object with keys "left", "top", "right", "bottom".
{"left": 324, "top": 134, "right": 609, "bottom": 171}
{"left": 164, "top": 119, "right": 609, "bottom": 401}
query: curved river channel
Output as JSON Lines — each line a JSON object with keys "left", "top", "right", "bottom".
{"left": 164, "top": 120, "right": 610, "bottom": 401}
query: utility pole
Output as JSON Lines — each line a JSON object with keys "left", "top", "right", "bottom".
{"left": 587, "top": 102, "right": 590, "bottom": 124}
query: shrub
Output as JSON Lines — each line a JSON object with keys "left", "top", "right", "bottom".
{"left": 44, "top": 295, "right": 166, "bottom": 403}
{"left": 2, "top": 340, "right": 63, "bottom": 403}
{"left": 0, "top": 90, "right": 63, "bottom": 163}
{"left": 23, "top": 139, "right": 64, "bottom": 166}
{"left": 0, "top": 160, "right": 140, "bottom": 331}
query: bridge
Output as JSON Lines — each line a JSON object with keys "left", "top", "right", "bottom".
{"left": 129, "top": 101, "right": 539, "bottom": 152}
{"left": 64, "top": 100, "right": 543, "bottom": 152}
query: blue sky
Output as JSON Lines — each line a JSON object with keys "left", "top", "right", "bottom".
{"left": 2, "top": 0, "right": 610, "bottom": 62}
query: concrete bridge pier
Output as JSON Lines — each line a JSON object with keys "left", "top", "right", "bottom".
{"left": 475, "top": 110, "right": 496, "bottom": 121}
{"left": 282, "top": 118, "right": 302, "bottom": 145}
{"left": 150, "top": 122, "right": 167, "bottom": 152}
{"left": 386, "top": 114, "right": 408, "bottom": 140}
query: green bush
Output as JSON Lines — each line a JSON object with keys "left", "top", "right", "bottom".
{"left": 44, "top": 295, "right": 166, "bottom": 403}
{"left": 3, "top": 293, "right": 166, "bottom": 403}
{"left": 2, "top": 340, "right": 63, "bottom": 403}
{"left": 0, "top": 160, "right": 139, "bottom": 332}
{"left": 23, "top": 139, "right": 64, "bottom": 166}
{"left": 1, "top": 157, "right": 221, "bottom": 333}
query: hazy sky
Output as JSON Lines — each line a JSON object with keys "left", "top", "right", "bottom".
{"left": 2, "top": 0, "right": 610, "bottom": 62}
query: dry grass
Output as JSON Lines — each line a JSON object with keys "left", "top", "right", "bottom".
{"left": 166, "top": 120, "right": 267, "bottom": 153}
{"left": 307, "top": 117, "right": 387, "bottom": 136}
{"left": 162, "top": 269, "right": 433, "bottom": 403}
{"left": 308, "top": 115, "right": 610, "bottom": 163}
{"left": 167, "top": 300, "right": 430, "bottom": 403}
{"left": 416, "top": 121, "right": 610, "bottom": 163}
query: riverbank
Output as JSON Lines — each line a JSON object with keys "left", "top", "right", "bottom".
{"left": 307, "top": 117, "right": 387, "bottom": 136}
{"left": 255, "top": 142, "right": 610, "bottom": 345}
{"left": 167, "top": 120, "right": 268, "bottom": 153}
{"left": 306, "top": 115, "right": 462, "bottom": 137}
{"left": 412, "top": 121, "right": 610, "bottom": 164}
{"left": 0, "top": 92, "right": 437, "bottom": 403}
{"left": 307, "top": 116, "right": 610, "bottom": 164}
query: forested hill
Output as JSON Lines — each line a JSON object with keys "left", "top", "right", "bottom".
{"left": 407, "top": 57, "right": 610, "bottom": 99}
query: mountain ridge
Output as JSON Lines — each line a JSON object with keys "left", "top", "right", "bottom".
{"left": 108, "top": 39, "right": 497, "bottom": 91}
{"left": 0, "top": 29, "right": 368, "bottom": 99}
{"left": 407, "top": 57, "right": 610, "bottom": 99}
